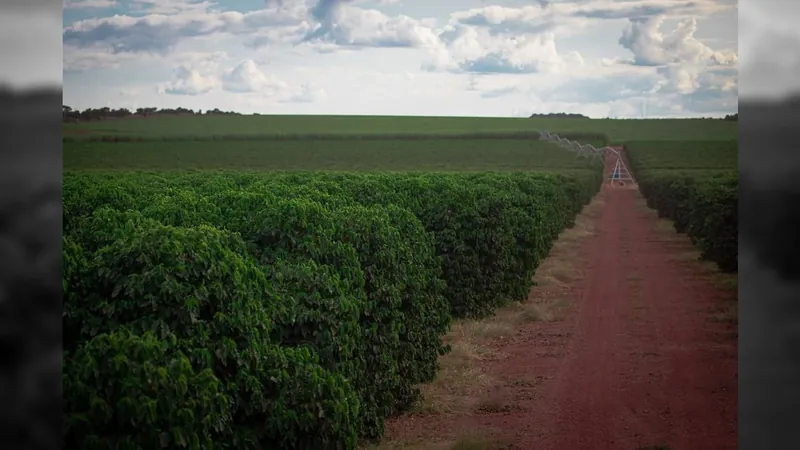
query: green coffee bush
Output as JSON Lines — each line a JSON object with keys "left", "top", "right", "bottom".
{"left": 686, "top": 175, "right": 738, "bottom": 272}
{"left": 65, "top": 222, "right": 360, "bottom": 448}
{"left": 207, "top": 193, "right": 398, "bottom": 439}
{"left": 63, "top": 328, "right": 232, "bottom": 450}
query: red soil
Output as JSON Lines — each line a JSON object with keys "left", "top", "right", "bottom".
{"left": 384, "top": 148, "right": 737, "bottom": 449}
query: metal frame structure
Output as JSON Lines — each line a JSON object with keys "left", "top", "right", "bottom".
{"left": 536, "top": 130, "right": 606, "bottom": 164}
{"left": 537, "top": 129, "right": 636, "bottom": 185}
{"left": 604, "top": 146, "right": 635, "bottom": 185}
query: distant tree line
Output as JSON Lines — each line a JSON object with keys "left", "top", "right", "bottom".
{"left": 529, "top": 112, "right": 589, "bottom": 119}
{"left": 60, "top": 104, "right": 740, "bottom": 122}
{"left": 62, "top": 105, "right": 241, "bottom": 122}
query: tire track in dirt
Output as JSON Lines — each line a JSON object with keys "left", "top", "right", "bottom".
{"left": 521, "top": 181, "right": 634, "bottom": 450}
{"left": 614, "top": 190, "right": 737, "bottom": 450}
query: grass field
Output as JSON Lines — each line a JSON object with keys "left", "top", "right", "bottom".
{"left": 622, "top": 140, "right": 738, "bottom": 171}
{"left": 62, "top": 115, "right": 738, "bottom": 144}
{"left": 63, "top": 138, "right": 606, "bottom": 171}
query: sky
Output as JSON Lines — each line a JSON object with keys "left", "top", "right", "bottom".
{"left": 10, "top": 0, "right": 777, "bottom": 118}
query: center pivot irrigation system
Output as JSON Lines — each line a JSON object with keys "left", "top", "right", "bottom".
{"left": 537, "top": 130, "right": 636, "bottom": 186}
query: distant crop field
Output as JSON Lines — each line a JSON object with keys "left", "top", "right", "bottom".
{"left": 63, "top": 138, "right": 603, "bottom": 172}
{"left": 624, "top": 140, "right": 738, "bottom": 171}
{"left": 62, "top": 115, "right": 738, "bottom": 143}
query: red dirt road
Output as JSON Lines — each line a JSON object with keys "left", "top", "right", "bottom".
{"left": 517, "top": 190, "right": 736, "bottom": 449}
{"left": 382, "top": 149, "right": 737, "bottom": 450}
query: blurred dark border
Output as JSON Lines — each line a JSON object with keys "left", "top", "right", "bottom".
{"left": 0, "top": 86, "right": 62, "bottom": 450}
{"left": 739, "top": 98, "right": 800, "bottom": 450}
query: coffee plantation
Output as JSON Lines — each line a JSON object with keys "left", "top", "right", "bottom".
{"left": 63, "top": 169, "right": 602, "bottom": 449}
{"left": 626, "top": 141, "right": 738, "bottom": 273}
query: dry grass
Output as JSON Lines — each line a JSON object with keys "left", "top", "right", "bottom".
{"left": 516, "top": 298, "right": 569, "bottom": 323}
{"left": 362, "top": 437, "right": 454, "bottom": 450}
{"left": 627, "top": 272, "right": 643, "bottom": 282}
{"left": 364, "top": 426, "right": 512, "bottom": 450}
{"left": 449, "top": 434, "right": 513, "bottom": 450}
{"left": 475, "top": 390, "right": 516, "bottom": 414}
{"left": 654, "top": 218, "right": 678, "bottom": 235}
{"left": 711, "top": 300, "right": 738, "bottom": 324}
{"left": 714, "top": 275, "right": 738, "bottom": 294}
{"left": 409, "top": 296, "right": 569, "bottom": 417}
{"left": 636, "top": 196, "right": 739, "bottom": 326}
{"left": 365, "top": 428, "right": 514, "bottom": 450}
{"left": 411, "top": 331, "right": 497, "bottom": 416}
{"left": 407, "top": 194, "right": 603, "bottom": 418}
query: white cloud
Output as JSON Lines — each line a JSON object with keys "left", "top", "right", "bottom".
{"left": 448, "top": 0, "right": 733, "bottom": 37}
{"left": 287, "top": 83, "right": 328, "bottom": 102}
{"left": 63, "top": 4, "right": 310, "bottom": 54}
{"left": 560, "top": 0, "right": 732, "bottom": 20}
{"left": 128, "top": 0, "right": 220, "bottom": 15}
{"left": 61, "top": 0, "right": 739, "bottom": 117}
{"left": 174, "top": 50, "right": 230, "bottom": 72}
{"left": 63, "top": 45, "right": 140, "bottom": 72}
{"left": 424, "top": 26, "right": 584, "bottom": 74}
{"left": 449, "top": 4, "right": 577, "bottom": 37}
{"left": 63, "top": 0, "right": 438, "bottom": 55}
{"left": 221, "top": 59, "right": 285, "bottom": 93}
{"left": 159, "top": 65, "right": 219, "bottom": 95}
{"left": 303, "top": 3, "right": 440, "bottom": 49}
{"left": 618, "top": 16, "right": 737, "bottom": 66}
{"left": 219, "top": 59, "right": 328, "bottom": 102}
{"left": 63, "top": 0, "right": 117, "bottom": 9}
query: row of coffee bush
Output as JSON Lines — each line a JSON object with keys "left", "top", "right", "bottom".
{"left": 62, "top": 169, "right": 602, "bottom": 449}
{"left": 626, "top": 141, "right": 738, "bottom": 273}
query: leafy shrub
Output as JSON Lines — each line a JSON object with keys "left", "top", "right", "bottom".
{"left": 61, "top": 170, "right": 603, "bottom": 447}
{"left": 376, "top": 204, "right": 451, "bottom": 400}
{"left": 63, "top": 328, "right": 232, "bottom": 449}
{"left": 62, "top": 181, "right": 138, "bottom": 234}
{"left": 686, "top": 175, "right": 738, "bottom": 272}
{"left": 64, "top": 222, "right": 359, "bottom": 448}
{"left": 66, "top": 207, "right": 156, "bottom": 254}
{"left": 282, "top": 171, "right": 603, "bottom": 319}
{"left": 207, "top": 193, "right": 400, "bottom": 439}
{"left": 329, "top": 203, "right": 441, "bottom": 417}
{"left": 140, "top": 188, "right": 222, "bottom": 227}
{"left": 626, "top": 141, "right": 738, "bottom": 273}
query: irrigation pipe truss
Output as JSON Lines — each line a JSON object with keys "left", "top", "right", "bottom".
{"left": 536, "top": 130, "right": 613, "bottom": 164}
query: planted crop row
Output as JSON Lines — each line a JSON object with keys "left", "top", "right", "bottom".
{"left": 62, "top": 169, "right": 602, "bottom": 449}
{"left": 64, "top": 137, "right": 606, "bottom": 172}
{"left": 61, "top": 114, "right": 738, "bottom": 142}
{"left": 624, "top": 140, "right": 737, "bottom": 170}
{"left": 62, "top": 130, "right": 611, "bottom": 147}
{"left": 626, "top": 141, "right": 738, "bottom": 273}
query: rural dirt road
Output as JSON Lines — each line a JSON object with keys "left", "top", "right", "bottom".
{"left": 380, "top": 149, "right": 737, "bottom": 450}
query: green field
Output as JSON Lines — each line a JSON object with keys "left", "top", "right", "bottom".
{"left": 624, "top": 140, "right": 738, "bottom": 171}
{"left": 64, "top": 139, "right": 605, "bottom": 171}
{"left": 63, "top": 115, "right": 738, "bottom": 143}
